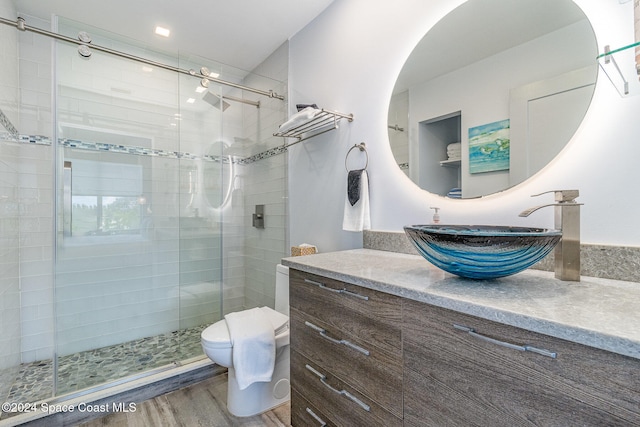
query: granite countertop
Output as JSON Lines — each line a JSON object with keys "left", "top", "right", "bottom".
{"left": 282, "top": 249, "right": 640, "bottom": 360}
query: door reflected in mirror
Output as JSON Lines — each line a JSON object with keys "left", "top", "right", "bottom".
{"left": 389, "top": 0, "right": 598, "bottom": 199}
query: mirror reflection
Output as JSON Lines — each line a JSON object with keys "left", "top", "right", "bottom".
{"left": 389, "top": 0, "right": 598, "bottom": 198}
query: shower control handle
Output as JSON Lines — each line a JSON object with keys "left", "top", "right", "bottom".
{"left": 252, "top": 204, "right": 265, "bottom": 228}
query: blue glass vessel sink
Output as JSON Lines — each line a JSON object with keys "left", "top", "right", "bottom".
{"left": 404, "top": 225, "right": 562, "bottom": 279}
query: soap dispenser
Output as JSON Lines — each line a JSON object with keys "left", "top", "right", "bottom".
{"left": 430, "top": 207, "right": 440, "bottom": 224}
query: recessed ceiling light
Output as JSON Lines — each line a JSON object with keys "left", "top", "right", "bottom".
{"left": 142, "top": 66, "right": 153, "bottom": 72}
{"left": 155, "top": 26, "right": 170, "bottom": 37}
{"left": 209, "top": 72, "right": 220, "bottom": 78}
{"left": 186, "top": 98, "right": 195, "bottom": 104}
{"left": 195, "top": 86, "right": 206, "bottom": 93}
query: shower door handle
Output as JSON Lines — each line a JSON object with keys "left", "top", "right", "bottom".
{"left": 63, "top": 161, "right": 72, "bottom": 237}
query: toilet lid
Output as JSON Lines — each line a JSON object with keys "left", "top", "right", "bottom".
{"left": 261, "top": 306, "right": 289, "bottom": 335}
{"left": 201, "top": 320, "right": 232, "bottom": 349}
{"left": 201, "top": 306, "right": 289, "bottom": 349}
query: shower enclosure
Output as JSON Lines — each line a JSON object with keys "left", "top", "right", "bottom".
{"left": 0, "top": 6, "right": 288, "bottom": 420}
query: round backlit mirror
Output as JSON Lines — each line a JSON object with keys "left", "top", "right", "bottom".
{"left": 388, "top": 0, "right": 598, "bottom": 199}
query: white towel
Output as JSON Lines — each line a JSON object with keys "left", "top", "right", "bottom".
{"left": 342, "top": 170, "right": 371, "bottom": 232}
{"left": 278, "top": 107, "right": 320, "bottom": 133}
{"left": 225, "top": 307, "right": 276, "bottom": 390}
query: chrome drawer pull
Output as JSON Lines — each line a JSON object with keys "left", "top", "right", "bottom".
{"left": 304, "top": 278, "right": 369, "bottom": 300}
{"left": 305, "top": 321, "right": 370, "bottom": 356}
{"left": 306, "top": 407, "right": 327, "bottom": 426}
{"left": 454, "top": 324, "right": 557, "bottom": 359}
{"left": 305, "top": 364, "right": 371, "bottom": 412}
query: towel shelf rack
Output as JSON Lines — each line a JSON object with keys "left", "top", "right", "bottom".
{"left": 274, "top": 108, "right": 353, "bottom": 146}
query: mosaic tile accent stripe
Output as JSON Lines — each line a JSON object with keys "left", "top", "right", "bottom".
{"left": 235, "top": 145, "right": 288, "bottom": 165}
{"left": 1, "top": 136, "right": 288, "bottom": 164}
{"left": 0, "top": 133, "right": 52, "bottom": 145}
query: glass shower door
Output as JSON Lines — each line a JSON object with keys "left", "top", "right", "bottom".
{"left": 175, "top": 63, "right": 228, "bottom": 363}
{"left": 53, "top": 19, "right": 224, "bottom": 396}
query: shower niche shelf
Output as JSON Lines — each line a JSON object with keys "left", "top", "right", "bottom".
{"left": 274, "top": 108, "right": 353, "bottom": 145}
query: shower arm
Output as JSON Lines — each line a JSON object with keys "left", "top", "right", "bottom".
{"left": 0, "top": 16, "right": 285, "bottom": 101}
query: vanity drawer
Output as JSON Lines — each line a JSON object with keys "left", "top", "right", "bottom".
{"left": 291, "top": 350, "right": 403, "bottom": 427}
{"left": 403, "top": 299, "right": 640, "bottom": 426}
{"left": 291, "top": 388, "right": 336, "bottom": 427}
{"left": 290, "top": 306, "right": 403, "bottom": 417}
{"left": 289, "top": 269, "right": 402, "bottom": 355}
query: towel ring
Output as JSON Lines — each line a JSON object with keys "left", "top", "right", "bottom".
{"left": 345, "top": 142, "right": 368, "bottom": 171}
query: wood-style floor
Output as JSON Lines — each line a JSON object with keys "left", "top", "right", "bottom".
{"left": 79, "top": 373, "right": 291, "bottom": 427}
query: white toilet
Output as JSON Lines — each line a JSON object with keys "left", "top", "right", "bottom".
{"left": 201, "top": 264, "right": 290, "bottom": 417}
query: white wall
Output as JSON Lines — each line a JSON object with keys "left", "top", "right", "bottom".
{"left": 289, "top": 0, "right": 640, "bottom": 250}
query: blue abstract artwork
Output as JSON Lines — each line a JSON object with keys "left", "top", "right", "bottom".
{"left": 468, "top": 119, "right": 510, "bottom": 174}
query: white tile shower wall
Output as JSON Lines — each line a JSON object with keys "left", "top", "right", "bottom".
{"left": 0, "top": 0, "right": 22, "bottom": 372}
{"left": 53, "top": 153, "right": 221, "bottom": 356}
{"left": 224, "top": 43, "right": 288, "bottom": 312}
{"left": 241, "top": 146, "right": 288, "bottom": 310}
{"left": 16, "top": 15, "right": 53, "bottom": 138}
{"left": 18, "top": 143, "right": 54, "bottom": 363}
{"left": 0, "top": 141, "right": 21, "bottom": 371}
{"left": 6, "top": 15, "right": 57, "bottom": 365}
{"left": 0, "top": 1, "right": 19, "bottom": 129}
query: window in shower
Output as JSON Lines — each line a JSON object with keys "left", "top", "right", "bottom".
{"left": 64, "top": 158, "right": 145, "bottom": 240}
{"left": 71, "top": 195, "right": 142, "bottom": 236}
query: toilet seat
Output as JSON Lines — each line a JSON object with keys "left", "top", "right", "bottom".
{"left": 201, "top": 306, "right": 289, "bottom": 349}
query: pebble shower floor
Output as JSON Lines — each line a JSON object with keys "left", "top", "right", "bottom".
{"left": 0, "top": 324, "right": 208, "bottom": 420}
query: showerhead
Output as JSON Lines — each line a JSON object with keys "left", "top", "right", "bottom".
{"left": 202, "top": 91, "right": 231, "bottom": 111}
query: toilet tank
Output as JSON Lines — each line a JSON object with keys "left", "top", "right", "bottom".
{"left": 275, "top": 264, "right": 289, "bottom": 316}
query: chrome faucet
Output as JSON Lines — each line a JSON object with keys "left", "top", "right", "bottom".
{"left": 519, "top": 190, "right": 582, "bottom": 281}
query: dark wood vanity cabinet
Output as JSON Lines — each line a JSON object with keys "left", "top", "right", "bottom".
{"left": 289, "top": 269, "right": 403, "bottom": 426}
{"left": 403, "top": 299, "right": 640, "bottom": 426}
{"left": 289, "top": 268, "right": 640, "bottom": 426}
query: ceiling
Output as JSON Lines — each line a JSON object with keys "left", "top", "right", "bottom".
{"left": 11, "top": 0, "right": 335, "bottom": 72}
